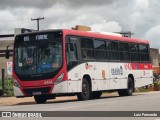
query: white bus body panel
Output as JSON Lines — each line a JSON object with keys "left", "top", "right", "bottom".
{"left": 14, "top": 62, "right": 153, "bottom": 95}
{"left": 52, "top": 81, "right": 68, "bottom": 94}
{"left": 14, "top": 86, "right": 24, "bottom": 97}
{"left": 66, "top": 62, "right": 153, "bottom": 93}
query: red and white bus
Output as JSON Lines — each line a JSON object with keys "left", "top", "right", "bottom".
{"left": 6, "top": 29, "right": 153, "bottom": 103}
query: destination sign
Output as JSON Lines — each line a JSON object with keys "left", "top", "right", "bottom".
{"left": 23, "top": 34, "right": 48, "bottom": 42}
{"left": 15, "top": 31, "right": 62, "bottom": 43}
{"left": 36, "top": 34, "right": 48, "bottom": 40}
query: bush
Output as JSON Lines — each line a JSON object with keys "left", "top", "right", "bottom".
{"left": 154, "top": 82, "right": 160, "bottom": 91}
{"left": 0, "top": 78, "right": 14, "bottom": 97}
{"left": 5, "top": 78, "right": 14, "bottom": 96}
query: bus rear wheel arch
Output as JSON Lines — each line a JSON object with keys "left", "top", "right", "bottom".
{"left": 118, "top": 76, "right": 134, "bottom": 96}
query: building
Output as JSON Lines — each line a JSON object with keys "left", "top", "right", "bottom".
{"left": 150, "top": 48, "right": 159, "bottom": 76}
{"left": 0, "top": 35, "right": 14, "bottom": 78}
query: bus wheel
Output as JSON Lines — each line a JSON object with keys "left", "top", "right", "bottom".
{"left": 92, "top": 91, "right": 102, "bottom": 99}
{"left": 118, "top": 77, "right": 134, "bottom": 96}
{"left": 77, "top": 78, "right": 90, "bottom": 100}
{"left": 34, "top": 95, "right": 47, "bottom": 104}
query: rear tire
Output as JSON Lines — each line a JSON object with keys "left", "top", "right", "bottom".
{"left": 77, "top": 78, "right": 90, "bottom": 100}
{"left": 118, "top": 77, "right": 134, "bottom": 96}
{"left": 34, "top": 95, "right": 47, "bottom": 104}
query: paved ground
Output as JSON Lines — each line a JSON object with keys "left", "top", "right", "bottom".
{"left": 0, "top": 95, "right": 77, "bottom": 106}
{"left": 0, "top": 92, "right": 119, "bottom": 106}
{"left": 0, "top": 91, "right": 159, "bottom": 106}
{"left": 0, "top": 91, "right": 160, "bottom": 120}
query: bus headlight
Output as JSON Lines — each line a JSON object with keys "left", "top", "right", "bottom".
{"left": 54, "top": 73, "right": 64, "bottom": 85}
{"left": 13, "top": 78, "right": 21, "bottom": 88}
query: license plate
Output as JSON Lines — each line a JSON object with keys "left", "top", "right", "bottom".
{"left": 32, "top": 91, "right": 42, "bottom": 95}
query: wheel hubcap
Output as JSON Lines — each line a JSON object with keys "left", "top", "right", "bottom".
{"left": 129, "top": 81, "right": 133, "bottom": 93}
{"left": 83, "top": 83, "right": 88, "bottom": 96}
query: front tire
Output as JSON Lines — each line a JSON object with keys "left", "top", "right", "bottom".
{"left": 34, "top": 95, "right": 47, "bottom": 104}
{"left": 118, "top": 77, "right": 134, "bottom": 96}
{"left": 77, "top": 78, "right": 90, "bottom": 100}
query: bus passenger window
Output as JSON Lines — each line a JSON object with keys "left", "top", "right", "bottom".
{"left": 66, "top": 43, "right": 78, "bottom": 63}
{"left": 139, "top": 44, "right": 150, "bottom": 61}
{"left": 119, "top": 42, "right": 130, "bottom": 61}
{"left": 107, "top": 41, "right": 119, "bottom": 61}
{"left": 82, "top": 49, "right": 94, "bottom": 60}
{"left": 130, "top": 43, "right": 140, "bottom": 61}
{"left": 80, "top": 38, "right": 94, "bottom": 60}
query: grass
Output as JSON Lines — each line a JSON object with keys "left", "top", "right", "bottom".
{"left": 135, "top": 88, "right": 150, "bottom": 93}
{"left": 0, "top": 78, "right": 14, "bottom": 97}
{"left": 103, "top": 87, "right": 153, "bottom": 95}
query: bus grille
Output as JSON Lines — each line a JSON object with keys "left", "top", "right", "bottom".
{"left": 23, "top": 87, "right": 51, "bottom": 95}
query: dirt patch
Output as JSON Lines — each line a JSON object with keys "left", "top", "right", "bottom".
{"left": 0, "top": 96, "right": 78, "bottom": 106}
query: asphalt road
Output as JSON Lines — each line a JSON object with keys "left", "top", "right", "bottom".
{"left": 0, "top": 92, "right": 160, "bottom": 120}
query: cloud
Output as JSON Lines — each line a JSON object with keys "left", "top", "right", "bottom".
{"left": 145, "top": 26, "right": 160, "bottom": 48}
{"left": 0, "top": 0, "right": 160, "bottom": 50}
{"left": 91, "top": 21, "right": 122, "bottom": 32}
{"left": 64, "top": 0, "right": 114, "bottom": 7}
{"left": 0, "top": 0, "right": 57, "bottom": 9}
{"left": 0, "top": 0, "right": 114, "bottom": 9}
{"left": 133, "top": 0, "right": 150, "bottom": 9}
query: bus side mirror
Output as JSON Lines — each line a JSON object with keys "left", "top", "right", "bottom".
{"left": 5, "top": 49, "right": 10, "bottom": 59}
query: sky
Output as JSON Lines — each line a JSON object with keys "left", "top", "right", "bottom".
{"left": 0, "top": 0, "right": 160, "bottom": 49}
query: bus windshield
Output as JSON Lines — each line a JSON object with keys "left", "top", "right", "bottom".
{"left": 14, "top": 32, "right": 62, "bottom": 78}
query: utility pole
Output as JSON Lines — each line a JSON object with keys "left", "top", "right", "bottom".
{"left": 31, "top": 17, "right": 44, "bottom": 31}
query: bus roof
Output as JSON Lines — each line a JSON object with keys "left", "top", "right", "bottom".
{"left": 16, "top": 29, "right": 149, "bottom": 44}
{"left": 63, "top": 29, "right": 149, "bottom": 44}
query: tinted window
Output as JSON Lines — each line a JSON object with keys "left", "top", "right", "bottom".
{"left": 81, "top": 38, "right": 93, "bottom": 48}
{"left": 108, "top": 51, "right": 119, "bottom": 60}
{"left": 93, "top": 39, "right": 107, "bottom": 60}
{"left": 119, "top": 42, "right": 130, "bottom": 61}
{"left": 139, "top": 44, "right": 150, "bottom": 61}
{"left": 107, "top": 41, "right": 119, "bottom": 60}
{"left": 66, "top": 43, "right": 78, "bottom": 62}
{"left": 119, "top": 42, "right": 129, "bottom": 51}
{"left": 120, "top": 52, "right": 130, "bottom": 61}
{"left": 139, "top": 44, "right": 148, "bottom": 53}
{"left": 82, "top": 49, "right": 94, "bottom": 60}
{"left": 107, "top": 41, "right": 118, "bottom": 51}
{"left": 130, "top": 43, "right": 140, "bottom": 61}
{"left": 141, "top": 54, "right": 150, "bottom": 61}
{"left": 95, "top": 50, "right": 107, "bottom": 60}
{"left": 130, "top": 44, "right": 139, "bottom": 52}
{"left": 131, "top": 53, "right": 140, "bottom": 61}
{"left": 94, "top": 40, "right": 106, "bottom": 50}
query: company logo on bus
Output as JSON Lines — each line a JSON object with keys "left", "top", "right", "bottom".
{"left": 111, "top": 66, "right": 123, "bottom": 75}
{"left": 124, "top": 63, "right": 132, "bottom": 70}
{"left": 85, "top": 63, "right": 96, "bottom": 70}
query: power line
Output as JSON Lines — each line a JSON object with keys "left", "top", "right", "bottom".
{"left": 31, "top": 17, "right": 44, "bottom": 31}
